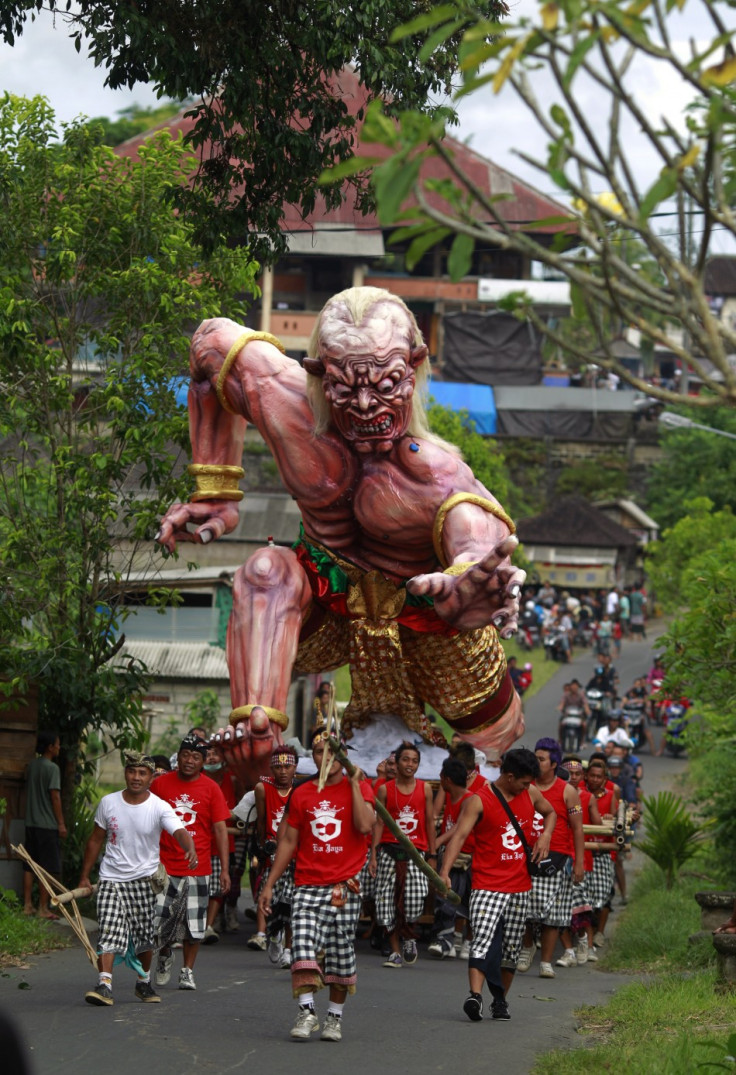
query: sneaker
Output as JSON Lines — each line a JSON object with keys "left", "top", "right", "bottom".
{"left": 154, "top": 951, "right": 173, "bottom": 986}
{"left": 279, "top": 948, "right": 293, "bottom": 969}
{"left": 491, "top": 997, "right": 511, "bottom": 1020}
{"left": 458, "top": 939, "right": 471, "bottom": 960}
{"left": 383, "top": 952, "right": 402, "bottom": 968}
{"left": 539, "top": 962, "right": 556, "bottom": 978}
{"left": 202, "top": 925, "right": 220, "bottom": 945}
{"left": 290, "top": 1006, "right": 319, "bottom": 1040}
{"left": 556, "top": 949, "right": 578, "bottom": 968}
{"left": 85, "top": 983, "right": 114, "bottom": 1006}
{"left": 224, "top": 906, "right": 240, "bottom": 933}
{"left": 320, "top": 1012, "right": 342, "bottom": 1042}
{"left": 247, "top": 932, "right": 268, "bottom": 951}
{"left": 575, "top": 936, "right": 589, "bottom": 965}
{"left": 463, "top": 992, "right": 483, "bottom": 1021}
{"left": 587, "top": 947, "right": 599, "bottom": 962}
{"left": 134, "top": 980, "right": 161, "bottom": 1003}
{"left": 428, "top": 938, "right": 456, "bottom": 960}
{"left": 516, "top": 945, "right": 534, "bottom": 973}
{"left": 178, "top": 968, "right": 196, "bottom": 991}
{"left": 268, "top": 935, "right": 284, "bottom": 964}
{"left": 593, "top": 931, "right": 606, "bottom": 948}
{"left": 402, "top": 938, "right": 418, "bottom": 965}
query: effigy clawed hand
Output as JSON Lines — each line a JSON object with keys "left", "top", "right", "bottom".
{"left": 156, "top": 500, "right": 240, "bottom": 553}
{"left": 406, "top": 536, "right": 526, "bottom": 637}
{"left": 211, "top": 706, "right": 285, "bottom": 788}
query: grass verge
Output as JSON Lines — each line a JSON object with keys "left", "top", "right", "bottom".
{"left": 532, "top": 862, "right": 732, "bottom": 1075}
{"left": 0, "top": 887, "right": 72, "bottom": 966}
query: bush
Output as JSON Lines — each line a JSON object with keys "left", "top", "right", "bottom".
{"left": 636, "top": 791, "right": 712, "bottom": 889}
{"left": 0, "top": 887, "right": 71, "bottom": 961}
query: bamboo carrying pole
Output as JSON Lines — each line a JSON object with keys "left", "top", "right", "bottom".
{"left": 51, "top": 884, "right": 97, "bottom": 905}
{"left": 326, "top": 735, "right": 460, "bottom": 905}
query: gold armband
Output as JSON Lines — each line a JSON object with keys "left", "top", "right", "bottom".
{"left": 433, "top": 493, "right": 516, "bottom": 569}
{"left": 216, "top": 330, "right": 286, "bottom": 415}
{"left": 567, "top": 803, "right": 583, "bottom": 816}
{"left": 229, "top": 704, "right": 290, "bottom": 731}
{"left": 188, "top": 463, "right": 245, "bottom": 502}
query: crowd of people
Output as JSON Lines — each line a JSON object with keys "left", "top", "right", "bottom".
{"left": 67, "top": 716, "right": 637, "bottom": 1042}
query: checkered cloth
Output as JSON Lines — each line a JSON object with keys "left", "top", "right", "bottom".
{"left": 374, "top": 845, "right": 428, "bottom": 932}
{"left": 527, "top": 858, "right": 573, "bottom": 927}
{"left": 96, "top": 878, "right": 156, "bottom": 955}
{"left": 208, "top": 856, "right": 223, "bottom": 898}
{"left": 291, "top": 883, "right": 363, "bottom": 990}
{"left": 469, "top": 888, "right": 530, "bottom": 969}
{"left": 571, "top": 873, "right": 594, "bottom": 916}
{"left": 359, "top": 848, "right": 375, "bottom": 901}
{"left": 155, "top": 874, "right": 209, "bottom": 946}
{"left": 590, "top": 853, "right": 616, "bottom": 909}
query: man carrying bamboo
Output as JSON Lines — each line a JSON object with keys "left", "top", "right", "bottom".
{"left": 78, "top": 752, "right": 196, "bottom": 1006}
{"left": 257, "top": 725, "right": 376, "bottom": 1042}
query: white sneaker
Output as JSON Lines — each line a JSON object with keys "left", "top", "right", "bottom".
{"left": 458, "top": 939, "right": 471, "bottom": 960}
{"left": 539, "top": 962, "right": 556, "bottom": 978}
{"left": 247, "top": 932, "right": 268, "bottom": 951}
{"left": 202, "top": 925, "right": 220, "bottom": 945}
{"left": 516, "top": 945, "right": 534, "bottom": 973}
{"left": 290, "top": 1007, "right": 319, "bottom": 1040}
{"left": 575, "top": 936, "right": 589, "bottom": 965}
{"left": 224, "top": 906, "right": 240, "bottom": 933}
{"left": 556, "top": 949, "right": 578, "bottom": 968}
{"left": 593, "top": 931, "right": 606, "bottom": 947}
{"left": 428, "top": 938, "right": 456, "bottom": 959}
{"left": 154, "top": 951, "right": 173, "bottom": 986}
{"left": 587, "top": 947, "right": 599, "bottom": 962}
{"left": 320, "top": 1012, "right": 342, "bottom": 1042}
{"left": 279, "top": 948, "right": 292, "bottom": 969}
{"left": 178, "top": 967, "right": 196, "bottom": 990}
{"left": 268, "top": 934, "right": 284, "bottom": 964}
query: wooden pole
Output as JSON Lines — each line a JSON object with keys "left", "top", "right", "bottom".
{"left": 327, "top": 736, "right": 460, "bottom": 905}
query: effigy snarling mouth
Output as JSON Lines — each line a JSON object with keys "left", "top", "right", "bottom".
{"left": 352, "top": 414, "right": 393, "bottom": 435}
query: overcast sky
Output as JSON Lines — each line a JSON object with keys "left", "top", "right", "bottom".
{"left": 1, "top": 3, "right": 734, "bottom": 254}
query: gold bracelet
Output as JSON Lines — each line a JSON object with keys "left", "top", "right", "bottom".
{"left": 229, "top": 704, "right": 290, "bottom": 731}
{"left": 188, "top": 463, "right": 245, "bottom": 502}
{"left": 433, "top": 492, "right": 516, "bottom": 568}
{"left": 215, "top": 330, "right": 286, "bottom": 415}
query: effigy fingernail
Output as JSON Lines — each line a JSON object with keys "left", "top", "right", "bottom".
{"left": 509, "top": 584, "right": 520, "bottom": 598}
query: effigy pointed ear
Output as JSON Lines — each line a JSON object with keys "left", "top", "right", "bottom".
{"left": 303, "top": 356, "right": 326, "bottom": 377}
{"left": 409, "top": 344, "right": 428, "bottom": 368}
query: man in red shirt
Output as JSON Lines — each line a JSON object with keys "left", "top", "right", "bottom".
{"left": 440, "top": 748, "right": 556, "bottom": 1021}
{"left": 152, "top": 736, "right": 231, "bottom": 992}
{"left": 251, "top": 745, "right": 299, "bottom": 965}
{"left": 257, "top": 727, "right": 376, "bottom": 1043}
{"left": 429, "top": 757, "right": 473, "bottom": 959}
{"left": 369, "top": 743, "right": 437, "bottom": 968}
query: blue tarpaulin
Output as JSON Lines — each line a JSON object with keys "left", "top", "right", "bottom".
{"left": 427, "top": 381, "right": 497, "bottom": 435}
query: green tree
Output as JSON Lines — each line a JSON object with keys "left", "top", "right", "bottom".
{"left": 645, "top": 497, "right": 736, "bottom": 611}
{"left": 86, "top": 101, "right": 193, "bottom": 147}
{"left": 646, "top": 407, "right": 736, "bottom": 530}
{"left": 0, "top": 94, "right": 259, "bottom": 816}
{"left": 427, "top": 402, "right": 514, "bottom": 511}
{"left": 338, "top": 0, "right": 736, "bottom": 409}
{"left": 0, "top": 0, "right": 506, "bottom": 258}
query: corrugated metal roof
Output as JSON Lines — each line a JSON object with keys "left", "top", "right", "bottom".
{"left": 116, "top": 640, "right": 229, "bottom": 681}
{"left": 493, "top": 386, "right": 640, "bottom": 412}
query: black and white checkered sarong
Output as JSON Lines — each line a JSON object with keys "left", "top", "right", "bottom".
{"left": 291, "top": 883, "right": 363, "bottom": 989}
{"left": 527, "top": 858, "right": 573, "bottom": 927}
{"left": 155, "top": 874, "right": 209, "bottom": 946}
{"left": 590, "top": 853, "right": 615, "bottom": 909}
{"left": 374, "top": 845, "right": 428, "bottom": 931}
{"left": 469, "top": 888, "right": 530, "bottom": 969}
{"left": 208, "top": 856, "right": 223, "bottom": 898}
{"left": 96, "top": 878, "right": 156, "bottom": 955}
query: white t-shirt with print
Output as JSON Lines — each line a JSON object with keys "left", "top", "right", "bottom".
{"left": 94, "top": 791, "right": 182, "bottom": 882}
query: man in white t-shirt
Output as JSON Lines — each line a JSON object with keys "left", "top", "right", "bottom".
{"left": 78, "top": 752, "right": 196, "bottom": 1007}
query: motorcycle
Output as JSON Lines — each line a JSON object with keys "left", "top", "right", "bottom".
{"left": 585, "top": 687, "right": 610, "bottom": 735}
{"left": 663, "top": 700, "right": 690, "bottom": 757}
{"left": 518, "top": 623, "right": 541, "bottom": 651}
{"left": 544, "top": 626, "right": 569, "bottom": 663}
{"left": 621, "top": 699, "right": 647, "bottom": 750}
{"left": 648, "top": 673, "right": 666, "bottom": 724}
{"left": 560, "top": 704, "right": 586, "bottom": 754}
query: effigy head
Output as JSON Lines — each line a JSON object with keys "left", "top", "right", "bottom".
{"left": 304, "top": 287, "right": 429, "bottom": 454}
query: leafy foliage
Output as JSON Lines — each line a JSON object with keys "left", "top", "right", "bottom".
{"left": 0, "top": 0, "right": 507, "bottom": 258}
{"left": 85, "top": 101, "right": 193, "bottom": 147}
{"left": 554, "top": 458, "right": 629, "bottom": 502}
{"left": 636, "top": 792, "right": 712, "bottom": 889}
{"left": 645, "top": 498, "right": 736, "bottom": 612}
{"left": 0, "top": 94, "right": 258, "bottom": 813}
{"left": 690, "top": 738, "right": 736, "bottom": 884}
{"left": 342, "top": 0, "right": 736, "bottom": 408}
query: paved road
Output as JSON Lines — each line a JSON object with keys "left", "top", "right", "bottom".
{"left": 1, "top": 624, "right": 686, "bottom": 1075}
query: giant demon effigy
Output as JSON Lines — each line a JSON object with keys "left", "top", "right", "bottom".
{"left": 157, "top": 287, "right": 525, "bottom": 786}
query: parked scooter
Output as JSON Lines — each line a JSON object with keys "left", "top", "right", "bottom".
{"left": 544, "top": 626, "right": 569, "bottom": 663}
{"left": 560, "top": 704, "right": 586, "bottom": 754}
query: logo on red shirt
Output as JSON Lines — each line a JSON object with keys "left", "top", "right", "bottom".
{"left": 309, "top": 801, "right": 344, "bottom": 843}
